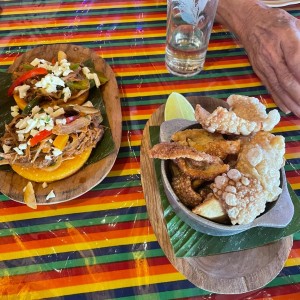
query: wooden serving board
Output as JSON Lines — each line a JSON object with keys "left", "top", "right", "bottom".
{"left": 140, "top": 99, "right": 293, "bottom": 294}
{"left": 0, "top": 44, "right": 122, "bottom": 204}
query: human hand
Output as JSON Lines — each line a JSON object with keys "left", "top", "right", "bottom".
{"left": 239, "top": 6, "right": 300, "bottom": 116}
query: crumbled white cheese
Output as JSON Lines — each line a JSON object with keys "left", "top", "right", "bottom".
{"left": 31, "top": 58, "right": 52, "bottom": 70}
{"left": 18, "top": 133, "right": 25, "bottom": 142}
{"left": 16, "top": 116, "right": 30, "bottom": 129}
{"left": 14, "top": 84, "right": 30, "bottom": 98}
{"left": 31, "top": 106, "right": 41, "bottom": 116}
{"left": 52, "top": 148, "right": 62, "bottom": 157}
{"left": 2, "top": 145, "right": 11, "bottom": 153}
{"left": 82, "top": 66, "right": 100, "bottom": 88}
{"left": 51, "top": 107, "right": 65, "bottom": 118}
{"left": 29, "top": 129, "right": 38, "bottom": 137}
{"left": 82, "top": 67, "right": 90, "bottom": 76}
{"left": 93, "top": 73, "right": 100, "bottom": 88}
{"left": 45, "top": 155, "right": 52, "bottom": 160}
{"left": 52, "top": 59, "right": 73, "bottom": 77}
{"left": 35, "top": 74, "right": 65, "bottom": 93}
{"left": 62, "top": 87, "right": 71, "bottom": 102}
{"left": 11, "top": 105, "right": 19, "bottom": 112}
{"left": 15, "top": 109, "right": 54, "bottom": 141}
{"left": 19, "top": 143, "right": 27, "bottom": 150}
{"left": 30, "top": 58, "right": 46, "bottom": 67}
{"left": 46, "top": 190, "right": 56, "bottom": 200}
{"left": 55, "top": 118, "right": 66, "bottom": 125}
{"left": 44, "top": 106, "right": 54, "bottom": 115}
{"left": 11, "top": 111, "right": 19, "bottom": 117}
{"left": 13, "top": 147, "right": 23, "bottom": 155}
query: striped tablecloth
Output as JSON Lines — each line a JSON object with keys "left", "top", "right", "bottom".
{"left": 0, "top": 1, "right": 300, "bottom": 299}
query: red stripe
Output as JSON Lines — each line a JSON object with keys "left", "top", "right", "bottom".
{"left": 285, "top": 141, "right": 300, "bottom": 147}
{"left": 286, "top": 170, "right": 300, "bottom": 178}
{"left": 113, "top": 157, "right": 141, "bottom": 164}
{"left": 293, "top": 241, "right": 300, "bottom": 249}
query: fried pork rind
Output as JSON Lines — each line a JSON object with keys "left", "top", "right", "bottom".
{"left": 236, "top": 131, "right": 285, "bottom": 202}
{"left": 172, "top": 128, "right": 241, "bottom": 160}
{"left": 175, "top": 157, "right": 229, "bottom": 181}
{"left": 211, "top": 169, "right": 266, "bottom": 225}
{"left": 171, "top": 173, "right": 211, "bottom": 208}
{"left": 195, "top": 95, "right": 280, "bottom": 135}
{"left": 149, "top": 142, "right": 222, "bottom": 164}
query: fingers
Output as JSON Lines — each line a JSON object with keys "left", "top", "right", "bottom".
{"left": 250, "top": 46, "right": 300, "bottom": 117}
{"left": 256, "top": 67, "right": 300, "bottom": 116}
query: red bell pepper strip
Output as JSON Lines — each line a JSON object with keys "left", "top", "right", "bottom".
{"left": 29, "top": 129, "right": 52, "bottom": 147}
{"left": 8, "top": 67, "right": 48, "bottom": 96}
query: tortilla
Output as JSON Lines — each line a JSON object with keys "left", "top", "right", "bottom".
{"left": 12, "top": 147, "right": 92, "bottom": 183}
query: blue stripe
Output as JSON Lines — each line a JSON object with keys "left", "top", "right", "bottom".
{"left": 4, "top": 241, "right": 162, "bottom": 268}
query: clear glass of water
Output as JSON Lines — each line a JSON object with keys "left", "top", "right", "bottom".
{"left": 165, "top": 0, "right": 219, "bottom": 77}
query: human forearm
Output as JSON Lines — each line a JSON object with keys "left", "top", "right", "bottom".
{"left": 215, "top": 0, "right": 300, "bottom": 116}
{"left": 215, "top": 0, "right": 269, "bottom": 41}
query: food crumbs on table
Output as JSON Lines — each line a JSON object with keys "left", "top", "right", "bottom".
{"left": 46, "top": 190, "right": 56, "bottom": 200}
{"left": 23, "top": 182, "right": 37, "bottom": 209}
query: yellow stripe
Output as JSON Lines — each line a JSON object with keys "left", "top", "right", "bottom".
{"left": 208, "top": 44, "right": 242, "bottom": 51}
{"left": 273, "top": 125, "right": 300, "bottom": 133}
{"left": 205, "top": 62, "right": 250, "bottom": 70}
{"left": 9, "top": 273, "right": 185, "bottom": 299}
{"left": 122, "top": 114, "right": 152, "bottom": 121}
{"left": 2, "top": 199, "right": 145, "bottom": 222}
{"left": 285, "top": 153, "right": 300, "bottom": 160}
{"left": 285, "top": 257, "right": 300, "bottom": 267}
{"left": 120, "top": 141, "right": 141, "bottom": 147}
{"left": 1, "top": 234, "right": 157, "bottom": 261}
{"left": 290, "top": 183, "right": 300, "bottom": 190}
{"left": 108, "top": 168, "right": 141, "bottom": 177}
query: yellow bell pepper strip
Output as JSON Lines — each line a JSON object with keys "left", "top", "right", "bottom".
{"left": 53, "top": 134, "right": 69, "bottom": 151}
{"left": 29, "top": 129, "right": 52, "bottom": 147}
{"left": 8, "top": 67, "right": 48, "bottom": 96}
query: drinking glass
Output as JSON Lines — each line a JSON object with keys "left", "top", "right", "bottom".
{"left": 165, "top": 0, "right": 219, "bottom": 77}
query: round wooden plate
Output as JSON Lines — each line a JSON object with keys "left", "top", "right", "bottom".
{"left": 140, "top": 97, "right": 293, "bottom": 294}
{"left": 0, "top": 44, "right": 122, "bottom": 204}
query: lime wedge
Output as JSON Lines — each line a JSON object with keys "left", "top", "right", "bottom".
{"left": 164, "top": 92, "right": 196, "bottom": 121}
